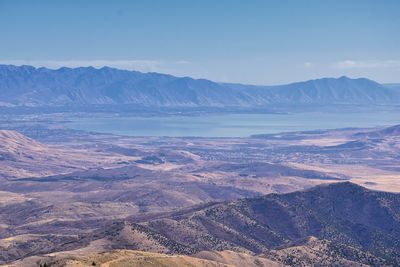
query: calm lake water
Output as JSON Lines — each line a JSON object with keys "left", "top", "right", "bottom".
{"left": 66, "top": 111, "right": 400, "bottom": 137}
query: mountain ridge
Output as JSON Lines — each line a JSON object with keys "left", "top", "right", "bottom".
{"left": 0, "top": 64, "right": 398, "bottom": 108}
{"left": 132, "top": 182, "right": 400, "bottom": 264}
{"left": 7, "top": 182, "right": 397, "bottom": 266}
{"left": 3, "top": 181, "right": 400, "bottom": 265}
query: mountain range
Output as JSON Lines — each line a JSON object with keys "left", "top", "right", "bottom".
{"left": 0, "top": 64, "right": 398, "bottom": 108}
{"left": 132, "top": 182, "right": 400, "bottom": 262}
{"left": 7, "top": 182, "right": 400, "bottom": 266}
{"left": 89, "top": 182, "right": 400, "bottom": 266}
{"left": 1, "top": 124, "right": 400, "bottom": 266}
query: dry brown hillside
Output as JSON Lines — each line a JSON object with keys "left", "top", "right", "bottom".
{"left": 0, "top": 130, "right": 135, "bottom": 179}
{"left": 10, "top": 249, "right": 282, "bottom": 267}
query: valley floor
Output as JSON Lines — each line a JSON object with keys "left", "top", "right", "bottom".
{"left": 1, "top": 121, "right": 400, "bottom": 266}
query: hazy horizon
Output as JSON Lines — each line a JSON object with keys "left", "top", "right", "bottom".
{"left": 1, "top": 0, "right": 399, "bottom": 85}
{"left": 2, "top": 63, "right": 399, "bottom": 87}
{"left": 1, "top": 2, "right": 400, "bottom": 266}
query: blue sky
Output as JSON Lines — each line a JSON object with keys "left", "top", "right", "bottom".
{"left": 0, "top": 0, "right": 399, "bottom": 84}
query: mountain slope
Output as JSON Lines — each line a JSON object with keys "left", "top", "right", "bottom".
{"left": 264, "top": 236, "right": 386, "bottom": 266}
{"left": 137, "top": 182, "right": 400, "bottom": 264}
{"left": 353, "top": 124, "right": 400, "bottom": 139}
{"left": 0, "top": 65, "right": 254, "bottom": 107}
{"left": 0, "top": 130, "right": 48, "bottom": 156}
{"left": 269, "top": 76, "right": 396, "bottom": 104}
{"left": 3, "top": 183, "right": 400, "bottom": 265}
{"left": 0, "top": 130, "right": 135, "bottom": 179}
{"left": 11, "top": 249, "right": 282, "bottom": 267}
{"left": 0, "top": 64, "right": 398, "bottom": 107}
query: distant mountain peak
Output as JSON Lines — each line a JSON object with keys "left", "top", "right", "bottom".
{"left": 0, "top": 64, "right": 398, "bottom": 107}
{"left": 354, "top": 124, "right": 400, "bottom": 138}
{"left": 310, "top": 180, "right": 364, "bottom": 190}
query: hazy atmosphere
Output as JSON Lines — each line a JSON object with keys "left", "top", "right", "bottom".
{"left": 1, "top": 0, "right": 400, "bottom": 84}
{"left": 1, "top": 1, "right": 400, "bottom": 267}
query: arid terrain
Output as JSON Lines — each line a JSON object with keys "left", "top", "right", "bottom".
{"left": 5, "top": 182, "right": 400, "bottom": 266}
{"left": 1, "top": 122, "right": 400, "bottom": 266}
{"left": 2, "top": 0, "right": 400, "bottom": 264}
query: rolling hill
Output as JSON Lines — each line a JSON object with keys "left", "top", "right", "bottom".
{"left": 0, "top": 130, "right": 136, "bottom": 179}
{"left": 132, "top": 182, "right": 400, "bottom": 265}
{"left": 11, "top": 249, "right": 282, "bottom": 267}
{"left": 0, "top": 64, "right": 398, "bottom": 108}
{"left": 6, "top": 182, "right": 397, "bottom": 266}
{"left": 1, "top": 125, "right": 400, "bottom": 265}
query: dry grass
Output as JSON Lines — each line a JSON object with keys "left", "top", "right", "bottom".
{"left": 10, "top": 249, "right": 281, "bottom": 267}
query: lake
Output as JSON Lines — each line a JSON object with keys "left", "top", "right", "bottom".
{"left": 65, "top": 111, "right": 400, "bottom": 137}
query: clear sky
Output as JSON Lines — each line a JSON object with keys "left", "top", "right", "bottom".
{"left": 0, "top": 0, "right": 399, "bottom": 84}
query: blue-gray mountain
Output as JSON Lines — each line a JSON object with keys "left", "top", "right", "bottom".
{"left": 0, "top": 64, "right": 398, "bottom": 107}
